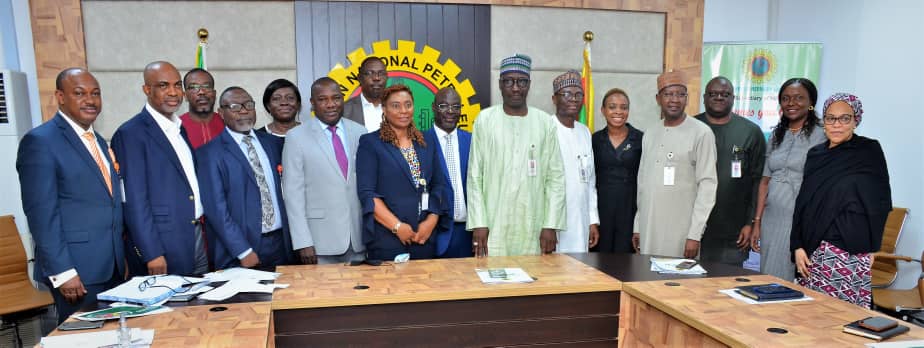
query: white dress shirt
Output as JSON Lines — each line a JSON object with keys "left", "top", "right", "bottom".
{"left": 146, "top": 103, "right": 204, "bottom": 218}
{"left": 228, "top": 128, "right": 284, "bottom": 259}
{"left": 360, "top": 94, "right": 383, "bottom": 132}
{"left": 433, "top": 125, "right": 467, "bottom": 222}
{"left": 49, "top": 111, "right": 113, "bottom": 288}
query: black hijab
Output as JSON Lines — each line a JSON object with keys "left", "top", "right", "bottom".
{"left": 790, "top": 135, "right": 891, "bottom": 255}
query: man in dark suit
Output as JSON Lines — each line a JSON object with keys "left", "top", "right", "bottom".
{"left": 197, "top": 87, "right": 292, "bottom": 270}
{"left": 112, "top": 61, "right": 209, "bottom": 276}
{"left": 423, "top": 88, "right": 473, "bottom": 258}
{"left": 342, "top": 56, "right": 388, "bottom": 131}
{"left": 284, "top": 78, "right": 367, "bottom": 264}
{"left": 17, "top": 68, "right": 125, "bottom": 323}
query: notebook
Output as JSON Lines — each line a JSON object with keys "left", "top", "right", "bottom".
{"left": 734, "top": 283, "right": 804, "bottom": 301}
{"left": 844, "top": 317, "right": 910, "bottom": 341}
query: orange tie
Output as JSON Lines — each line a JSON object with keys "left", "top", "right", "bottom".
{"left": 83, "top": 132, "right": 112, "bottom": 195}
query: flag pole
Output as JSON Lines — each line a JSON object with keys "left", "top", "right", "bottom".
{"left": 581, "top": 31, "right": 594, "bottom": 131}
{"left": 196, "top": 28, "right": 209, "bottom": 70}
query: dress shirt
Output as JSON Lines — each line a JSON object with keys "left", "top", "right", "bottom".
{"left": 433, "top": 125, "right": 467, "bottom": 222}
{"left": 147, "top": 104, "right": 204, "bottom": 218}
{"left": 360, "top": 94, "right": 383, "bottom": 132}
{"left": 50, "top": 111, "right": 112, "bottom": 287}
{"left": 228, "top": 128, "right": 284, "bottom": 259}
{"left": 317, "top": 118, "right": 349, "bottom": 153}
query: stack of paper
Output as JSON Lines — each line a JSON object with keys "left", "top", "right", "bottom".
{"left": 475, "top": 268, "right": 535, "bottom": 284}
{"left": 40, "top": 328, "right": 154, "bottom": 347}
{"left": 649, "top": 257, "right": 708, "bottom": 275}
{"left": 198, "top": 278, "right": 288, "bottom": 301}
{"left": 97, "top": 275, "right": 208, "bottom": 306}
{"left": 203, "top": 267, "right": 280, "bottom": 282}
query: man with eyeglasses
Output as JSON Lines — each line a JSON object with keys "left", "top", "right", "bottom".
{"left": 550, "top": 70, "right": 599, "bottom": 253}
{"left": 282, "top": 77, "right": 367, "bottom": 265}
{"left": 179, "top": 68, "right": 223, "bottom": 149}
{"left": 112, "top": 61, "right": 209, "bottom": 276}
{"left": 343, "top": 56, "right": 388, "bottom": 131}
{"left": 694, "top": 76, "right": 766, "bottom": 266}
{"left": 197, "top": 87, "right": 292, "bottom": 270}
{"left": 633, "top": 70, "right": 717, "bottom": 259}
{"left": 423, "top": 87, "right": 473, "bottom": 258}
{"left": 467, "top": 54, "right": 566, "bottom": 257}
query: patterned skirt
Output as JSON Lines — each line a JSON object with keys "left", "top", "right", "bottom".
{"left": 797, "top": 240, "right": 872, "bottom": 308}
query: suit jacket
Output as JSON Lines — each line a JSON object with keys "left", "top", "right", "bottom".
{"left": 422, "top": 127, "right": 471, "bottom": 255}
{"left": 197, "top": 130, "right": 293, "bottom": 269}
{"left": 111, "top": 107, "right": 200, "bottom": 275}
{"left": 283, "top": 118, "right": 366, "bottom": 255}
{"left": 355, "top": 131, "right": 450, "bottom": 251}
{"left": 342, "top": 96, "right": 365, "bottom": 126}
{"left": 17, "top": 113, "right": 125, "bottom": 285}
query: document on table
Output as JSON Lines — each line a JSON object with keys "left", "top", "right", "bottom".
{"left": 197, "top": 278, "right": 289, "bottom": 301}
{"left": 718, "top": 288, "right": 814, "bottom": 304}
{"left": 203, "top": 267, "right": 280, "bottom": 282}
{"left": 475, "top": 268, "right": 535, "bottom": 284}
{"left": 649, "top": 257, "right": 708, "bottom": 275}
{"left": 39, "top": 328, "right": 154, "bottom": 348}
{"left": 74, "top": 305, "right": 172, "bottom": 321}
{"left": 97, "top": 275, "right": 208, "bottom": 306}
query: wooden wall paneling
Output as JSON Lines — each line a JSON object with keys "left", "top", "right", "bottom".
{"left": 29, "top": 0, "right": 87, "bottom": 122}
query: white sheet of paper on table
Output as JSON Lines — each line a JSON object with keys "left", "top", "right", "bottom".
{"left": 39, "top": 328, "right": 154, "bottom": 348}
{"left": 203, "top": 267, "right": 280, "bottom": 282}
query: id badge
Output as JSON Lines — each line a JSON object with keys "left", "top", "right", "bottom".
{"left": 421, "top": 191, "right": 429, "bottom": 210}
{"left": 120, "top": 179, "right": 127, "bottom": 203}
{"left": 731, "top": 160, "right": 742, "bottom": 178}
{"left": 578, "top": 155, "right": 590, "bottom": 183}
{"left": 527, "top": 159, "right": 538, "bottom": 177}
{"left": 663, "top": 166, "right": 675, "bottom": 186}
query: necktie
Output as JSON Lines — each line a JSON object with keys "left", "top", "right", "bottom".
{"left": 445, "top": 134, "right": 464, "bottom": 221}
{"left": 83, "top": 132, "right": 112, "bottom": 196}
{"left": 329, "top": 125, "right": 349, "bottom": 179}
{"left": 242, "top": 135, "right": 275, "bottom": 231}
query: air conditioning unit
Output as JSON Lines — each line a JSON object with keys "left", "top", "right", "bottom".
{"left": 0, "top": 70, "right": 33, "bottom": 138}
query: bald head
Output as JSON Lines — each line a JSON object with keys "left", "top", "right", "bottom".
{"left": 703, "top": 76, "right": 735, "bottom": 119}
{"left": 142, "top": 61, "right": 184, "bottom": 116}
{"left": 55, "top": 67, "right": 101, "bottom": 130}
{"left": 432, "top": 87, "right": 462, "bottom": 133}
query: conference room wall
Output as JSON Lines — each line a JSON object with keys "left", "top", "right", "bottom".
{"left": 81, "top": 1, "right": 298, "bottom": 139}
{"left": 490, "top": 6, "right": 665, "bottom": 133}
{"left": 705, "top": 0, "right": 924, "bottom": 290}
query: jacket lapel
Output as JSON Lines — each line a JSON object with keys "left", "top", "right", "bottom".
{"left": 458, "top": 130, "right": 471, "bottom": 193}
{"left": 220, "top": 131, "right": 257, "bottom": 184}
{"left": 310, "top": 120, "right": 348, "bottom": 181}
{"left": 141, "top": 110, "right": 191, "bottom": 187}
{"left": 53, "top": 114, "right": 111, "bottom": 196}
{"left": 382, "top": 138, "right": 416, "bottom": 186}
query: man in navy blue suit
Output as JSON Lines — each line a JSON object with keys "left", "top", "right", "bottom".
{"left": 112, "top": 61, "right": 209, "bottom": 276}
{"left": 197, "top": 87, "right": 292, "bottom": 270}
{"left": 424, "top": 88, "right": 473, "bottom": 258}
{"left": 17, "top": 68, "right": 125, "bottom": 323}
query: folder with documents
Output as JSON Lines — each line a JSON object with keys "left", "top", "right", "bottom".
{"left": 97, "top": 275, "right": 208, "bottom": 306}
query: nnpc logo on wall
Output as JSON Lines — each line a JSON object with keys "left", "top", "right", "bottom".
{"left": 328, "top": 40, "right": 481, "bottom": 132}
{"left": 744, "top": 48, "right": 776, "bottom": 83}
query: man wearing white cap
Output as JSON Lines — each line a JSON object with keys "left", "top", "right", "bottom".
{"left": 467, "top": 54, "right": 566, "bottom": 256}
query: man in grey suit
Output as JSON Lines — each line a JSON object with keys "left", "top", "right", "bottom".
{"left": 342, "top": 56, "right": 388, "bottom": 131}
{"left": 283, "top": 77, "right": 367, "bottom": 264}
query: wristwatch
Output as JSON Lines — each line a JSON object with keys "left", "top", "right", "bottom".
{"left": 751, "top": 217, "right": 762, "bottom": 225}
{"left": 392, "top": 222, "right": 402, "bottom": 234}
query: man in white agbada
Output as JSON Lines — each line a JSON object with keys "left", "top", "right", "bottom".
{"left": 551, "top": 70, "right": 599, "bottom": 252}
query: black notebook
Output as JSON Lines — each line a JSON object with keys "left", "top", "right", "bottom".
{"left": 843, "top": 318, "right": 910, "bottom": 341}
{"left": 734, "top": 283, "right": 804, "bottom": 301}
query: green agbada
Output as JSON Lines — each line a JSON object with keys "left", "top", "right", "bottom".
{"left": 466, "top": 105, "right": 567, "bottom": 256}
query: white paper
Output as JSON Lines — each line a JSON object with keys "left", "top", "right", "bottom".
{"left": 97, "top": 275, "right": 207, "bottom": 305}
{"left": 203, "top": 267, "right": 280, "bottom": 282}
{"left": 718, "top": 288, "right": 814, "bottom": 305}
{"left": 649, "top": 257, "right": 708, "bottom": 275}
{"left": 197, "top": 278, "right": 283, "bottom": 301}
{"left": 475, "top": 268, "right": 535, "bottom": 284}
{"left": 865, "top": 339, "right": 924, "bottom": 347}
{"left": 40, "top": 328, "right": 154, "bottom": 348}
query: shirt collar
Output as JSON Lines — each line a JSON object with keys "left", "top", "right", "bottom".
{"left": 58, "top": 109, "right": 96, "bottom": 137}
{"left": 317, "top": 117, "right": 344, "bottom": 131}
{"left": 226, "top": 127, "right": 256, "bottom": 146}
{"left": 360, "top": 93, "right": 379, "bottom": 108}
{"left": 146, "top": 103, "right": 181, "bottom": 134}
{"left": 432, "top": 124, "right": 456, "bottom": 138}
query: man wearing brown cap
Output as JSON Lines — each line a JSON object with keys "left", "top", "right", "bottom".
{"left": 632, "top": 70, "right": 717, "bottom": 259}
{"left": 550, "top": 70, "right": 599, "bottom": 253}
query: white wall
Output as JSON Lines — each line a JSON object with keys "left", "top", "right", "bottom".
{"left": 706, "top": 0, "right": 924, "bottom": 289}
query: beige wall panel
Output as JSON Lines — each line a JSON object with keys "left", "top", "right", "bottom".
{"left": 490, "top": 6, "right": 664, "bottom": 73}
{"left": 93, "top": 69, "right": 297, "bottom": 140}
{"left": 82, "top": 1, "right": 296, "bottom": 71}
{"left": 489, "top": 71, "right": 660, "bottom": 133}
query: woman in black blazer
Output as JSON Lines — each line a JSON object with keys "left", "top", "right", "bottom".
{"left": 356, "top": 84, "right": 449, "bottom": 260}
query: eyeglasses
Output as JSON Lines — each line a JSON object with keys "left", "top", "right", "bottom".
{"left": 138, "top": 276, "right": 199, "bottom": 293}
{"left": 150, "top": 82, "right": 183, "bottom": 91}
{"left": 500, "top": 78, "right": 530, "bottom": 88}
{"left": 557, "top": 91, "right": 585, "bottom": 101}
{"left": 823, "top": 114, "right": 854, "bottom": 125}
{"left": 271, "top": 94, "right": 298, "bottom": 103}
{"left": 220, "top": 101, "right": 256, "bottom": 112}
{"left": 706, "top": 91, "right": 732, "bottom": 98}
{"left": 362, "top": 70, "right": 388, "bottom": 79}
{"left": 185, "top": 84, "right": 213, "bottom": 92}
{"left": 436, "top": 103, "right": 463, "bottom": 112}
{"left": 660, "top": 92, "right": 688, "bottom": 99}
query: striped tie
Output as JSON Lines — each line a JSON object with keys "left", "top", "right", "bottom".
{"left": 82, "top": 132, "right": 112, "bottom": 196}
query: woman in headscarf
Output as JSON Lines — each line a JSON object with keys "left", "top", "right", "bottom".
{"left": 791, "top": 93, "right": 891, "bottom": 308}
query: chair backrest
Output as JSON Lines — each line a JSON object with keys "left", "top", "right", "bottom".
{"left": 0, "top": 215, "right": 30, "bottom": 288}
{"left": 872, "top": 207, "right": 909, "bottom": 287}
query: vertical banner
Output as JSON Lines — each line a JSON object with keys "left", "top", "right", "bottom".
{"left": 701, "top": 42, "right": 822, "bottom": 134}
